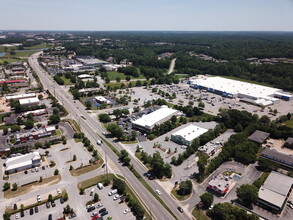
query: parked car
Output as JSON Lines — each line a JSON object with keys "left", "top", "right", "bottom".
{"left": 60, "top": 197, "right": 65, "bottom": 204}
{"left": 69, "top": 213, "right": 77, "bottom": 219}
{"left": 46, "top": 202, "right": 51, "bottom": 209}
{"left": 48, "top": 214, "right": 52, "bottom": 220}
{"left": 101, "top": 211, "right": 109, "bottom": 216}
{"left": 123, "top": 209, "right": 130, "bottom": 214}
{"left": 155, "top": 189, "right": 161, "bottom": 195}
{"left": 51, "top": 200, "right": 56, "bottom": 207}
{"left": 57, "top": 189, "right": 61, "bottom": 194}
{"left": 99, "top": 208, "right": 106, "bottom": 213}
{"left": 29, "top": 208, "right": 34, "bottom": 215}
{"left": 13, "top": 203, "right": 18, "bottom": 210}
{"left": 96, "top": 203, "right": 103, "bottom": 208}
{"left": 34, "top": 206, "right": 39, "bottom": 213}
{"left": 15, "top": 213, "right": 19, "bottom": 219}
{"left": 20, "top": 211, "right": 24, "bottom": 217}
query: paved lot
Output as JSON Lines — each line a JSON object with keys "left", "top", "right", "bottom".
{"left": 125, "top": 121, "right": 217, "bottom": 164}
{"left": 85, "top": 185, "right": 135, "bottom": 220}
{"left": 50, "top": 139, "right": 92, "bottom": 170}
{"left": 11, "top": 197, "right": 65, "bottom": 220}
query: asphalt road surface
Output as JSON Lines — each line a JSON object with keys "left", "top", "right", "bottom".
{"left": 29, "top": 52, "right": 192, "bottom": 220}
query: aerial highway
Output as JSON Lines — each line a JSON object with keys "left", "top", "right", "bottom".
{"left": 29, "top": 52, "right": 192, "bottom": 220}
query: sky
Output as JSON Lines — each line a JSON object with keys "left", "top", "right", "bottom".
{"left": 1, "top": 0, "right": 293, "bottom": 31}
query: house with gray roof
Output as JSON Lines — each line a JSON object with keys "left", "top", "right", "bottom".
{"left": 248, "top": 130, "right": 270, "bottom": 144}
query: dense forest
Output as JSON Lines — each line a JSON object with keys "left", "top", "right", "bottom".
{"left": 61, "top": 32, "right": 292, "bottom": 91}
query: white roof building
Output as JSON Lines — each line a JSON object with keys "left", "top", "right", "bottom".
{"left": 171, "top": 124, "right": 208, "bottom": 145}
{"left": 95, "top": 96, "right": 111, "bottom": 104}
{"left": 77, "top": 74, "right": 93, "bottom": 79}
{"left": 6, "top": 93, "right": 36, "bottom": 101}
{"left": 190, "top": 76, "right": 292, "bottom": 102}
{"left": 132, "top": 106, "right": 179, "bottom": 131}
{"left": 19, "top": 97, "right": 39, "bottom": 106}
{"left": 5, "top": 152, "right": 41, "bottom": 174}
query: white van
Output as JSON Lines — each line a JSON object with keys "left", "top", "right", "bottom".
{"left": 108, "top": 189, "right": 117, "bottom": 196}
{"left": 98, "top": 183, "right": 104, "bottom": 190}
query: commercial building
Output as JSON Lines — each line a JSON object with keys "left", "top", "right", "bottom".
{"left": 189, "top": 76, "right": 292, "bottom": 105}
{"left": 260, "top": 148, "right": 293, "bottom": 169}
{"left": 207, "top": 173, "right": 234, "bottom": 195}
{"left": 248, "top": 130, "right": 270, "bottom": 144}
{"left": 95, "top": 96, "right": 111, "bottom": 104}
{"left": 22, "top": 109, "right": 47, "bottom": 117}
{"left": 5, "top": 93, "right": 36, "bottom": 101}
{"left": 198, "top": 141, "right": 222, "bottom": 156}
{"left": 19, "top": 97, "right": 39, "bottom": 106}
{"left": 15, "top": 126, "right": 56, "bottom": 143}
{"left": 171, "top": 124, "right": 208, "bottom": 146}
{"left": 284, "top": 137, "right": 293, "bottom": 149}
{"left": 132, "top": 106, "right": 179, "bottom": 132}
{"left": 4, "top": 151, "right": 41, "bottom": 174}
{"left": 75, "top": 56, "right": 108, "bottom": 66}
{"left": 256, "top": 171, "right": 293, "bottom": 213}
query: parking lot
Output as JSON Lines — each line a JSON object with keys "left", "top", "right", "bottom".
{"left": 11, "top": 190, "right": 66, "bottom": 220}
{"left": 85, "top": 185, "right": 135, "bottom": 220}
{"left": 124, "top": 121, "right": 217, "bottom": 164}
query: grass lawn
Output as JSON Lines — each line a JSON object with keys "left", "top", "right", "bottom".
{"left": 0, "top": 58, "right": 26, "bottom": 65}
{"left": 253, "top": 172, "right": 269, "bottom": 188}
{"left": 53, "top": 129, "right": 62, "bottom": 136}
{"left": 60, "top": 76, "right": 73, "bottom": 85}
{"left": 171, "top": 187, "right": 192, "bottom": 201}
{"left": 107, "top": 71, "right": 145, "bottom": 81}
{"left": 192, "top": 208, "right": 210, "bottom": 220}
{"left": 121, "top": 140, "right": 138, "bottom": 144}
{"left": 4, "top": 50, "right": 38, "bottom": 58}
{"left": 173, "top": 74, "right": 189, "bottom": 79}
{"left": 74, "top": 138, "right": 82, "bottom": 143}
{"left": 285, "top": 118, "right": 293, "bottom": 128}
{"left": 24, "top": 43, "right": 51, "bottom": 50}
{"left": 4, "top": 174, "right": 61, "bottom": 199}
{"left": 78, "top": 173, "right": 115, "bottom": 189}
{"left": 70, "top": 160, "right": 104, "bottom": 176}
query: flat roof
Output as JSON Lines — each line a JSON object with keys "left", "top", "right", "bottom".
{"left": 191, "top": 76, "right": 285, "bottom": 100}
{"left": 19, "top": 97, "right": 39, "bottom": 105}
{"left": 6, "top": 93, "right": 36, "bottom": 100}
{"left": 172, "top": 124, "right": 208, "bottom": 142}
{"left": 132, "top": 106, "right": 178, "bottom": 128}
{"left": 258, "top": 171, "right": 293, "bottom": 208}
{"left": 5, "top": 152, "right": 41, "bottom": 171}
{"left": 261, "top": 148, "right": 293, "bottom": 167}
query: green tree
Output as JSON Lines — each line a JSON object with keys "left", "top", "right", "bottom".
{"left": 98, "top": 113, "right": 111, "bottom": 123}
{"left": 12, "top": 183, "right": 18, "bottom": 191}
{"left": 24, "top": 120, "right": 34, "bottom": 129}
{"left": 105, "top": 77, "right": 110, "bottom": 83}
{"left": 93, "top": 193, "right": 99, "bottom": 202}
{"left": 3, "top": 127, "right": 8, "bottom": 135}
{"left": 200, "top": 192, "right": 214, "bottom": 209}
{"left": 126, "top": 76, "right": 131, "bottom": 81}
{"left": 85, "top": 101, "right": 92, "bottom": 109}
{"left": 116, "top": 77, "right": 121, "bottom": 82}
{"left": 236, "top": 184, "right": 258, "bottom": 207}
{"left": 54, "top": 169, "right": 59, "bottom": 175}
{"left": 3, "top": 182, "right": 10, "bottom": 191}
{"left": 49, "top": 114, "right": 60, "bottom": 124}
{"left": 113, "top": 178, "right": 126, "bottom": 194}
{"left": 178, "top": 180, "right": 192, "bottom": 196}
{"left": 11, "top": 125, "right": 21, "bottom": 132}
{"left": 48, "top": 194, "right": 53, "bottom": 202}
{"left": 198, "top": 101, "right": 205, "bottom": 109}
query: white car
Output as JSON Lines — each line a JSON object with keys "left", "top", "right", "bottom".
{"left": 91, "top": 212, "right": 99, "bottom": 217}
{"left": 96, "top": 203, "right": 103, "bottom": 208}
{"left": 37, "top": 195, "right": 41, "bottom": 202}
{"left": 156, "top": 190, "right": 161, "bottom": 195}
{"left": 15, "top": 213, "right": 19, "bottom": 219}
{"left": 209, "top": 205, "right": 214, "bottom": 210}
{"left": 123, "top": 208, "right": 130, "bottom": 214}
{"left": 57, "top": 189, "right": 61, "bottom": 194}
{"left": 113, "top": 195, "right": 120, "bottom": 200}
